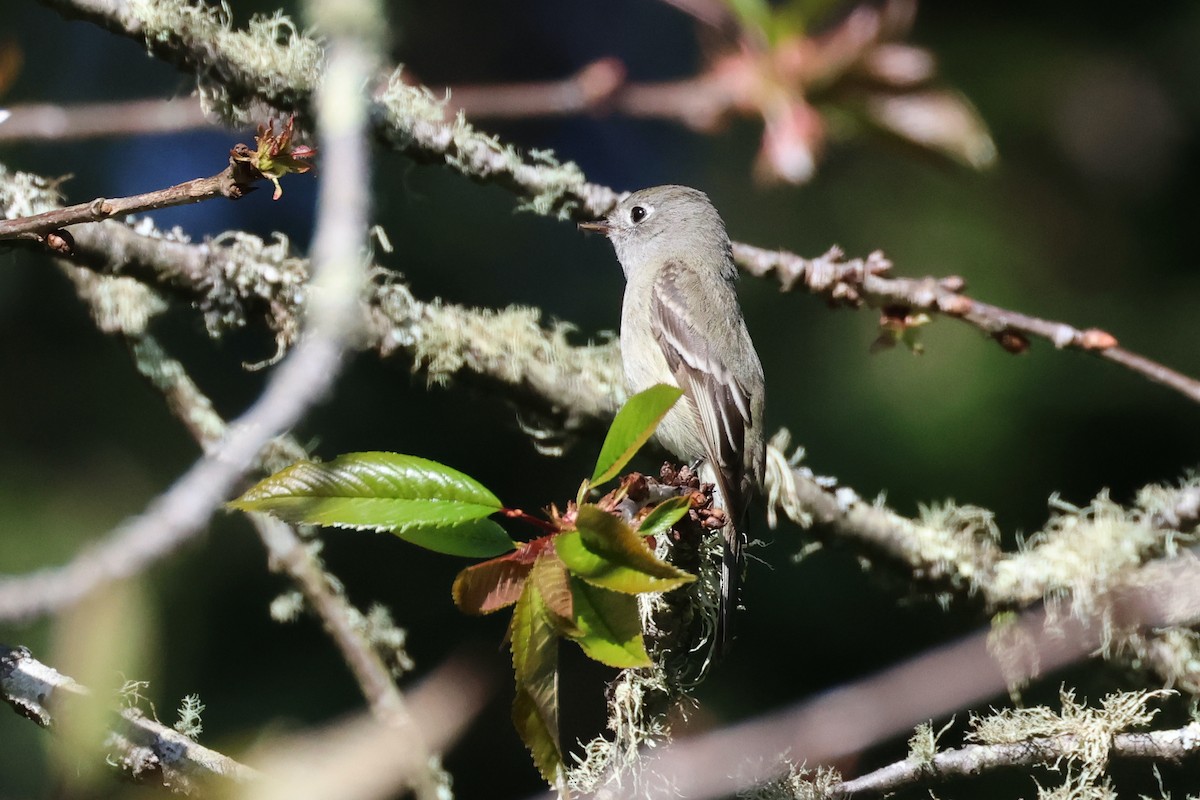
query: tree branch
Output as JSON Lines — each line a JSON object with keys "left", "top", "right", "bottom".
{"left": 2, "top": 643, "right": 492, "bottom": 799}
{"left": 537, "top": 552, "right": 1200, "bottom": 799}
{"left": 733, "top": 243, "right": 1200, "bottom": 404}
{"left": 0, "top": 97, "right": 220, "bottom": 142}
{"left": 1, "top": 644, "right": 259, "bottom": 792}
{"left": 834, "top": 721, "right": 1200, "bottom": 797}
{"left": 0, "top": 2, "right": 368, "bottom": 625}
{"left": 0, "top": 161, "right": 258, "bottom": 242}
{"left": 35, "top": 0, "right": 1200, "bottom": 406}
{"left": 123, "top": 330, "right": 411, "bottom": 726}
{"left": 7, "top": 160, "right": 1198, "bottom": 701}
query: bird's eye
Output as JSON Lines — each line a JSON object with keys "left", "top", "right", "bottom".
{"left": 630, "top": 205, "right": 649, "bottom": 224}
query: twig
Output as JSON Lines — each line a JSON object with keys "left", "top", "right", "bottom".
{"left": 124, "top": 332, "right": 408, "bottom": 724}
{"left": 35, "top": 0, "right": 1200, "bottom": 405}
{"left": 233, "top": 653, "right": 493, "bottom": 800}
{"left": 765, "top": 435, "right": 1200, "bottom": 695}
{"left": 1, "top": 644, "right": 259, "bottom": 792}
{"left": 442, "top": 60, "right": 735, "bottom": 132}
{"left": 0, "top": 96, "right": 220, "bottom": 142}
{"left": 3, "top": 643, "right": 493, "bottom": 799}
{"left": 833, "top": 722, "right": 1200, "bottom": 797}
{"left": 733, "top": 243, "right": 1200, "bottom": 405}
{"left": 766, "top": 434, "right": 1200, "bottom": 605}
{"left": 0, "top": 160, "right": 259, "bottom": 241}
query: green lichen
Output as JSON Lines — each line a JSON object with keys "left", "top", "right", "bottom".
{"left": 202, "top": 230, "right": 309, "bottom": 360}
{"left": 969, "top": 687, "right": 1170, "bottom": 787}
{"left": 0, "top": 164, "right": 64, "bottom": 218}
{"left": 908, "top": 717, "right": 954, "bottom": 766}
{"left": 987, "top": 610, "right": 1040, "bottom": 700}
{"left": 913, "top": 500, "right": 1002, "bottom": 587}
{"left": 739, "top": 763, "right": 840, "bottom": 800}
{"left": 566, "top": 664, "right": 677, "bottom": 796}
{"left": 173, "top": 693, "right": 205, "bottom": 739}
{"left": 128, "top": 0, "right": 322, "bottom": 125}
{"left": 989, "top": 490, "right": 1189, "bottom": 619}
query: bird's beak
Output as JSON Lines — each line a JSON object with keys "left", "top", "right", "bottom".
{"left": 577, "top": 220, "right": 611, "bottom": 235}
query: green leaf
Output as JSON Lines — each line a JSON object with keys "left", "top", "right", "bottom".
{"left": 512, "top": 688, "right": 563, "bottom": 789}
{"left": 394, "top": 517, "right": 513, "bottom": 558}
{"left": 555, "top": 505, "right": 696, "bottom": 594}
{"left": 636, "top": 494, "right": 693, "bottom": 538}
{"left": 567, "top": 576, "right": 650, "bottom": 668}
{"left": 590, "top": 384, "right": 683, "bottom": 486}
{"left": 510, "top": 578, "right": 563, "bottom": 787}
{"left": 230, "top": 452, "right": 514, "bottom": 557}
{"left": 727, "top": 0, "right": 773, "bottom": 39}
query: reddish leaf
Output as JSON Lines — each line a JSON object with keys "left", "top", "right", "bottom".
{"left": 531, "top": 551, "right": 576, "bottom": 634}
{"left": 451, "top": 535, "right": 555, "bottom": 615}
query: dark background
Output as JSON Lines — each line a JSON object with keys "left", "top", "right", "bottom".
{"left": 2, "top": 1, "right": 1198, "bottom": 797}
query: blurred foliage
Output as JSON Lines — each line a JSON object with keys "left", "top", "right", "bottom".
{"left": 1, "top": 1, "right": 1198, "bottom": 798}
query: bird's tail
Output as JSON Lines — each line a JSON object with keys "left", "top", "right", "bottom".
{"left": 714, "top": 521, "right": 744, "bottom": 659}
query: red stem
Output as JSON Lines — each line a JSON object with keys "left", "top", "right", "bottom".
{"left": 501, "top": 508, "right": 556, "bottom": 534}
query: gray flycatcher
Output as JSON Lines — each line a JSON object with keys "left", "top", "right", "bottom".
{"left": 580, "top": 185, "right": 766, "bottom": 657}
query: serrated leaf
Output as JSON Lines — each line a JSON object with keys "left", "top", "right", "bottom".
{"left": 637, "top": 494, "right": 693, "bottom": 538}
{"left": 392, "top": 517, "right": 514, "bottom": 558}
{"left": 510, "top": 580, "right": 563, "bottom": 786}
{"left": 555, "top": 505, "right": 696, "bottom": 594}
{"left": 230, "top": 452, "right": 514, "bottom": 557}
{"left": 531, "top": 552, "right": 575, "bottom": 633}
{"left": 567, "top": 576, "right": 651, "bottom": 668}
{"left": 453, "top": 536, "right": 558, "bottom": 614}
{"left": 512, "top": 687, "right": 563, "bottom": 788}
{"left": 590, "top": 384, "right": 683, "bottom": 486}
{"left": 453, "top": 556, "right": 533, "bottom": 615}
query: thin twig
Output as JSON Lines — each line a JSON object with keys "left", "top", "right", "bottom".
{"left": 733, "top": 243, "right": 1200, "bottom": 404}
{"left": 124, "top": 333, "right": 407, "bottom": 723}
{"left": 442, "top": 60, "right": 734, "bottom": 132}
{"left": 0, "top": 644, "right": 259, "bottom": 792}
{"left": 0, "top": 96, "right": 220, "bottom": 142}
{"left": 0, "top": 160, "right": 258, "bottom": 241}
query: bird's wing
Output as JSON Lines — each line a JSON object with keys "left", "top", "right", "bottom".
{"left": 650, "top": 260, "right": 754, "bottom": 517}
{"left": 652, "top": 260, "right": 757, "bottom": 658}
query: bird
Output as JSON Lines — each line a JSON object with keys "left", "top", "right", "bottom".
{"left": 580, "top": 185, "right": 766, "bottom": 657}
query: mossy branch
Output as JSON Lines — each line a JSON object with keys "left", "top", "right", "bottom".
{"left": 6, "top": 159, "right": 1198, "bottom": 700}
{"left": 36, "top": 0, "right": 1200, "bottom": 405}
{"left": 0, "top": 644, "right": 258, "bottom": 792}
